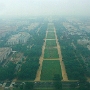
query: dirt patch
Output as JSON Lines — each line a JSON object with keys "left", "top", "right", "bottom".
{"left": 54, "top": 27, "right": 68, "bottom": 81}
{"left": 34, "top": 39, "right": 46, "bottom": 81}
{"left": 87, "top": 77, "right": 90, "bottom": 82}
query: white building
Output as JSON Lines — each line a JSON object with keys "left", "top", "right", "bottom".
{"left": 77, "top": 39, "right": 90, "bottom": 45}
{"left": 0, "top": 47, "right": 12, "bottom": 63}
{"left": 7, "top": 32, "right": 30, "bottom": 45}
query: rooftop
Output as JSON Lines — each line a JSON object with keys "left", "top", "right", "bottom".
{"left": 0, "top": 47, "right": 11, "bottom": 56}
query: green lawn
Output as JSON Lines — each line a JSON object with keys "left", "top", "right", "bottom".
{"left": 40, "top": 60, "right": 62, "bottom": 80}
{"left": 34, "top": 89, "right": 55, "bottom": 90}
{"left": 46, "top": 32, "right": 55, "bottom": 39}
{"left": 46, "top": 40, "right": 57, "bottom": 47}
{"left": 13, "top": 88, "right": 78, "bottom": 90}
{"left": 48, "top": 24, "right": 54, "bottom": 28}
{"left": 34, "top": 89, "right": 78, "bottom": 90}
{"left": 63, "top": 88, "right": 79, "bottom": 90}
{"left": 47, "top": 28, "right": 54, "bottom": 31}
{"left": 44, "top": 48, "right": 59, "bottom": 59}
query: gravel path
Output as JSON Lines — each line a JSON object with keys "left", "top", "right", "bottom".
{"left": 34, "top": 31, "right": 48, "bottom": 81}
{"left": 35, "top": 24, "right": 68, "bottom": 81}
{"left": 54, "top": 28, "right": 68, "bottom": 81}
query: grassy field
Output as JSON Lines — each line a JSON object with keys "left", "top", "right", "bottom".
{"left": 63, "top": 88, "right": 79, "bottom": 90}
{"left": 47, "top": 28, "right": 54, "bottom": 31}
{"left": 34, "top": 89, "right": 55, "bottom": 90}
{"left": 46, "top": 40, "right": 57, "bottom": 47}
{"left": 48, "top": 24, "right": 54, "bottom": 29}
{"left": 44, "top": 48, "right": 59, "bottom": 59}
{"left": 13, "top": 88, "right": 79, "bottom": 90}
{"left": 46, "top": 32, "right": 55, "bottom": 39}
{"left": 40, "top": 60, "right": 62, "bottom": 80}
{"left": 34, "top": 89, "right": 78, "bottom": 90}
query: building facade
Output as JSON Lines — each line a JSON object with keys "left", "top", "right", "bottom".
{"left": 0, "top": 47, "right": 12, "bottom": 63}
{"left": 7, "top": 32, "right": 30, "bottom": 45}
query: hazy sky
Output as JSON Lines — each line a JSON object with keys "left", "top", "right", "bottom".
{"left": 0, "top": 0, "right": 90, "bottom": 17}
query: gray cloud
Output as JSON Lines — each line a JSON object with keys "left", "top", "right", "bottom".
{"left": 0, "top": 0, "right": 90, "bottom": 17}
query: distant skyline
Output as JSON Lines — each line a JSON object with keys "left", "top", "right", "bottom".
{"left": 0, "top": 0, "right": 90, "bottom": 17}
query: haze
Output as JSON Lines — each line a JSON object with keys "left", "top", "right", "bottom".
{"left": 0, "top": 0, "right": 90, "bottom": 17}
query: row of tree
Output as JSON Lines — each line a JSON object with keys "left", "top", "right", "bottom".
{"left": 54, "top": 20, "right": 90, "bottom": 89}
{"left": 0, "top": 21, "right": 47, "bottom": 81}
{"left": 17, "top": 22, "right": 47, "bottom": 80}
{"left": 0, "top": 62, "right": 16, "bottom": 81}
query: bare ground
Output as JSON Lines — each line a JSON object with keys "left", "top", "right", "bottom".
{"left": 12, "top": 78, "right": 17, "bottom": 82}
{"left": 54, "top": 28, "right": 68, "bottom": 81}
{"left": 34, "top": 34, "right": 47, "bottom": 81}
{"left": 87, "top": 77, "right": 90, "bottom": 81}
{"left": 34, "top": 41, "right": 46, "bottom": 81}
